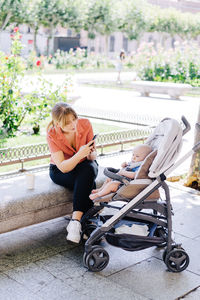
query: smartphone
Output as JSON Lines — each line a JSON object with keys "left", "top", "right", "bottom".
{"left": 92, "top": 134, "right": 98, "bottom": 140}
{"left": 91, "top": 134, "right": 98, "bottom": 145}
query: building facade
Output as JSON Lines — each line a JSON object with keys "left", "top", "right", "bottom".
{"left": 0, "top": 0, "right": 199, "bottom": 57}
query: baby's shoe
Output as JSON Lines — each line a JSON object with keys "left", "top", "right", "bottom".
{"left": 66, "top": 219, "right": 82, "bottom": 243}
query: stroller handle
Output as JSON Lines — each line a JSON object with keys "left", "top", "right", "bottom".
{"left": 181, "top": 116, "right": 191, "bottom": 135}
{"left": 104, "top": 167, "right": 128, "bottom": 184}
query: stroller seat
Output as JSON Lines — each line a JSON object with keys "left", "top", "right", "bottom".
{"left": 93, "top": 149, "right": 160, "bottom": 204}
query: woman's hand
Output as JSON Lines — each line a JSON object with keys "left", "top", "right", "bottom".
{"left": 77, "top": 140, "right": 94, "bottom": 160}
{"left": 87, "top": 140, "right": 97, "bottom": 160}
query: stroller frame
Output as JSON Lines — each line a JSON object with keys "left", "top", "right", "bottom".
{"left": 82, "top": 117, "right": 200, "bottom": 273}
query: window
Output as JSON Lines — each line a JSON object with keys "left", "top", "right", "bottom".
{"left": 67, "top": 29, "right": 72, "bottom": 37}
{"left": 148, "top": 36, "right": 153, "bottom": 43}
{"left": 123, "top": 36, "right": 128, "bottom": 52}
{"left": 171, "top": 38, "right": 175, "bottom": 48}
{"left": 110, "top": 35, "right": 115, "bottom": 52}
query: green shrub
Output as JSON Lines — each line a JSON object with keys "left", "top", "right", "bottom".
{"left": 131, "top": 41, "right": 200, "bottom": 86}
{"left": 51, "top": 48, "right": 115, "bottom": 70}
{"left": 0, "top": 27, "right": 27, "bottom": 136}
{"left": 0, "top": 28, "right": 73, "bottom": 137}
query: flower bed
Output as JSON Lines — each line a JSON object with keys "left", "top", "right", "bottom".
{"left": 129, "top": 41, "right": 200, "bottom": 87}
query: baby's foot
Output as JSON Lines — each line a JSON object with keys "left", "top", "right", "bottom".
{"left": 91, "top": 188, "right": 100, "bottom": 194}
{"left": 89, "top": 193, "right": 100, "bottom": 200}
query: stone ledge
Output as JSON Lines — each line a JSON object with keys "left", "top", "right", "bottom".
{"left": 132, "top": 81, "right": 192, "bottom": 99}
{"left": 0, "top": 166, "right": 106, "bottom": 234}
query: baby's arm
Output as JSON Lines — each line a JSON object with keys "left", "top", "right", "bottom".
{"left": 121, "top": 161, "right": 128, "bottom": 168}
{"left": 118, "top": 169, "right": 136, "bottom": 179}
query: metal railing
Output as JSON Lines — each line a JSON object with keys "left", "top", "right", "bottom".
{"left": 0, "top": 127, "right": 152, "bottom": 175}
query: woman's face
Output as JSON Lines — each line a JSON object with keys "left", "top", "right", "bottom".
{"left": 57, "top": 114, "right": 77, "bottom": 133}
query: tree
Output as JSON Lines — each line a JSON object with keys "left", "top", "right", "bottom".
{"left": 118, "top": 0, "right": 147, "bottom": 41}
{"left": 85, "top": 0, "right": 118, "bottom": 54}
{"left": 37, "top": 0, "right": 66, "bottom": 56}
{"left": 23, "top": 0, "right": 41, "bottom": 54}
{"left": 61, "top": 0, "right": 87, "bottom": 33}
{"left": 146, "top": 5, "right": 200, "bottom": 44}
{"left": 0, "top": 0, "right": 27, "bottom": 31}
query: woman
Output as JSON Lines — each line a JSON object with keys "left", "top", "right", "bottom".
{"left": 47, "top": 102, "right": 98, "bottom": 243}
{"left": 116, "top": 50, "right": 125, "bottom": 84}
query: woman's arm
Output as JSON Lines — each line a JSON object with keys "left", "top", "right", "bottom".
{"left": 52, "top": 141, "right": 94, "bottom": 173}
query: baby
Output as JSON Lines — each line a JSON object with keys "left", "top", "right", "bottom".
{"left": 89, "top": 144, "right": 152, "bottom": 200}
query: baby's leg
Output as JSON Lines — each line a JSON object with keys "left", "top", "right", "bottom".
{"left": 89, "top": 181, "right": 120, "bottom": 200}
{"left": 91, "top": 178, "right": 111, "bottom": 193}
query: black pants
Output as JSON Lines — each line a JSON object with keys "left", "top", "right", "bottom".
{"left": 49, "top": 160, "right": 98, "bottom": 213}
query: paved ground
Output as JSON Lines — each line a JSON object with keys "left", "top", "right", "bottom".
{"left": 1, "top": 72, "right": 199, "bottom": 299}
{"left": 0, "top": 177, "right": 200, "bottom": 300}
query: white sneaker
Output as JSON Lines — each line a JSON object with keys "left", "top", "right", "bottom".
{"left": 66, "top": 220, "right": 82, "bottom": 243}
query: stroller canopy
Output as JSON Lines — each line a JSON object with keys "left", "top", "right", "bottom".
{"left": 145, "top": 118, "right": 183, "bottom": 178}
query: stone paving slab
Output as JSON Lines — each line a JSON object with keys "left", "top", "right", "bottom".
{"left": 172, "top": 204, "right": 200, "bottom": 240}
{"left": 4, "top": 262, "right": 56, "bottom": 294}
{"left": 0, "top": 184, "right": 200, "bottom": 300}
{"left": 0, "top": 273, "right": 42, "bottom": 300}
{"left": 152, "top": 233, "right": 200, "bottom": 277}
{"left": 64, "top": 271, "right": 148, "bottom": 300}
{"left": 107, "top": 258, "right": 200, "bottom": 300}
{"left": 182, "top": 287, "right": 200, "bottom": 299}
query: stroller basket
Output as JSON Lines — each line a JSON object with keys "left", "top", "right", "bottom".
{"left": 105, "top": 233, "right": 165, "bottom": 251}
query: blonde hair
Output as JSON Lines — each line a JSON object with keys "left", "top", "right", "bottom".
{"left": 47, "top": 102, "right": 78, "bottom": 131}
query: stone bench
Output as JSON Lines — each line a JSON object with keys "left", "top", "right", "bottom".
{"left": 0, "top": 167, "right": 106, "bottom": 234}
{"left": 132, "top": 81, "right": 192, "bottom": 99}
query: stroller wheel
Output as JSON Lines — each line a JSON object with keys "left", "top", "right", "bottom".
{"left": 83, "top": 246, "right": 109, "bottom": 272}
{"left": 165, "top": 248, "right": 189, "bottom": 272}
{"left": 81, "top": 224, "right": 98, "bottom": 242}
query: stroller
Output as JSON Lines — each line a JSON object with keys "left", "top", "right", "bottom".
{"left": 81, "top": 116, "right": 199, "bottom": 273}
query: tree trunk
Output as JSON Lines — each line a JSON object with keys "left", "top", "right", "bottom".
{"left": 46, "top": 25, "right": 54, "bottom": 56}
{"left": 46, "top": 35, "right": 51, "bottom": 57}
{"left": 161, "top": 33, "right": 168, "bottom": 48}
{"left": 0, "top": 12, "right": 12, "bottom": 45}
{"left": 87, "top": 38, "right": 91, "bottom": 53}
{"left": 0, "top": 11, "right": 12, "bottom": 32}
{"left": 33, "top": 26, "right": 39, "bottom": 55}
{"left": 185, "top": 105, "right": 200, "bottom": 187}
{"left": 105, "top": 35, "right": 109, "bottom": 56}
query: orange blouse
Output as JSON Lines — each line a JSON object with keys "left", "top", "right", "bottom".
{"left": 47, "top": 118, "right": 94, "bottom": 165}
